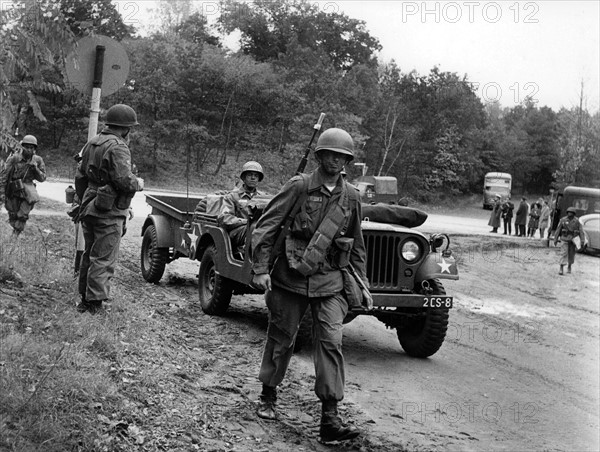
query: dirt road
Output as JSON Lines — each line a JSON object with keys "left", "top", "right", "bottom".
{"left": 32, "top": 183, "right": 600, "bottom": 450}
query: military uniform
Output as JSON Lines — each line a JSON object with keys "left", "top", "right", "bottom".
{"left": 554, "top": 213, "right": 583, "bottom": 268}
{"left": 252, "top": 169, "right": 367, "bottom": 402}
{"left": 218, "top": 186, "right": 263, "bottom": 249}
{"left": 75, "top": 128, "right": 141, "bottom": 305}
{"left": 0, "top": 152, "right": 46, "bottom": 233}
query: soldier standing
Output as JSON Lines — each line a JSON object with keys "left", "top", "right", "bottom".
{"left": 553, "top": 206, "right": 584, "bottom": 275}
{"left": 75, "top": 104, "right": 144, "bottom": 313}
{"left": 0, "top": 135, "right": 46, "bottom": 236}
{"left": 251, "top": 128, "right": 371, "bottom": 443}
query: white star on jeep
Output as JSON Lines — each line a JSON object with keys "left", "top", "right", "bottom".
{"left": 187, "top": 227, "right": 199, "bottom": 252}
{"left": 438, "top": 258, "right": 452, "bottom": 273}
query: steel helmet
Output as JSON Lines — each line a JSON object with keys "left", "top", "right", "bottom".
{"left": 105, "top": 104, "right": 139, "bottom": 127}
{"left": 315, "top": 128, "right": 354, "bottom": 160}
{"left": 21, "top": 135, "right": 38, "bottom": 146}
{"left": 240, "top": 161, "right": 264, "bottom": 181}
{"left": 566, "top": 207, "right": 577, "bottom": 214}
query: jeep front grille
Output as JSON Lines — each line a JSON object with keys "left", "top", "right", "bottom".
{"left": 363, "top": 232, "right": 426, "bottom": 291}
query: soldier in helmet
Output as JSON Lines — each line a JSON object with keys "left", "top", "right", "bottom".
{"left": 553, "top": 206, "right": 584, "bottom": 275}
{"left": 217, "top": 161, "right": 265, "bottom": 252}
{"left": 74, "top": 104, "right": 144, "bottom": 313}
{"left": 0, "top": 135, "right": 46, "bottom": 236}
{"left": 251, "top": 127, "right": 371, "bottom": 443}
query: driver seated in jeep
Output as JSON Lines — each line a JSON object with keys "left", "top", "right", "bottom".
{"left": 217, "top": 161, "right": 265, "bottom": 253}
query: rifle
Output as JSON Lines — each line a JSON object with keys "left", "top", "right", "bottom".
{"left": 295, "top": 113, "right": 325, "bottom": 175}
{"left": 266, "top": 114, "right": 326, "bottom": 269}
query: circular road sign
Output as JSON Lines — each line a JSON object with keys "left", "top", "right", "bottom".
{"left": 65, "top": 35, "right": 130, "bottom": 97}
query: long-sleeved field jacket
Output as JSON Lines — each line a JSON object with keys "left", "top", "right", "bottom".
{"left": 218, "top": 186, "right": 264, "bottom": 231}
{"left": 75, "top": 129, "right": 140, "bottom": 220}
{"left": 252, "top": 169, "right": 368, "bottom": 298}
{"left": 0, "top": 152, "right": 46, "bottom": 203}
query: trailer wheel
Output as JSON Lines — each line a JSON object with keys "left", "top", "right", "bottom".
{"left": 397, "top": 279, "right": 449, "bottom": 358}
{"left": 141, "top": 225, "right": 169, "bottom": 283}
{"left": 198, "top": 244, "right": 232, "bottom": 315}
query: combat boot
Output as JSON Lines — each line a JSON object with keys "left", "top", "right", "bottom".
{"left": 256, "top": 385, "right": 277, "bottom": 420}
{"left": 77, "top": 298, "right": 104, "bottom": 314}
{"left": 319, "top": 400, "right": 360, "bottom": 443}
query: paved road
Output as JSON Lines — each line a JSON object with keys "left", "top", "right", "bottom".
{"left": 36, "top": 180, "right": 496, "bottom": 236}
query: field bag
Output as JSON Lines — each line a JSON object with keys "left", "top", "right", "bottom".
{"left": 361, "top": 203, "right": 428, "bottom": 228}
{"left": 341, "top": 267, "right": 363, "bottom": 309}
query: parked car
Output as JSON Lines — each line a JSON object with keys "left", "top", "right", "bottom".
{"left": 579, "top": 213, "right": 600, "bottom": 254}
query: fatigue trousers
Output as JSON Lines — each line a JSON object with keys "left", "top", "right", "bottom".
{"left": 78, "top": 217, "right": 124, "bottom": 302}
{"left": 559, "top": 240, "right": 576, "bottom": 266}
{"left": 259, "top": 285, "right": 348, "bottom": 402}
{"left": 229, "top": 224, "right": 247, "bottom": 251}
{"left": 5, "top": 197, "right": 34, "bottom": 233}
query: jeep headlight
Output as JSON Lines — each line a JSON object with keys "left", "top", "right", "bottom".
{"left": 401, "top": 240, "right": 421, "bottom": 262}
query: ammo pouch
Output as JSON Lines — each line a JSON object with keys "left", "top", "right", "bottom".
{"left": 116, "top": 192, "right": 135, "bottom": 210}
{"left": 94, "top": 184, "right": 117, "bottom": 211}
{"left": 286, "top": 235, "right": 314, "bottom": 276}
{"left": 332, "top": 237, "right": 354, "bottom": 268}
{"left": 8, "top": 179, "right": 26, "bottom": 199}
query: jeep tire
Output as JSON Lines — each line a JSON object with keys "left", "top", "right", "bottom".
{"left": 141, "top": 225, "right": 169, "bottom": 284}
{"left": 198, "top": 244, "right": 232, "bottom": 315}
{"left": 397, "top": 279, "right": 449, "bottom": 358}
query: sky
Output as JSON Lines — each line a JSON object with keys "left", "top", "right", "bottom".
{"left": 113, "top": 0, "right": 600, "bottom": 112}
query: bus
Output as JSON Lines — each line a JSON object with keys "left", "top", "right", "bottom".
{"left": 483, "top": 172, "right": 512, "bottom": 209}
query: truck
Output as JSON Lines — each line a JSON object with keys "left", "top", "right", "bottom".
{"left": 549, "top": 185, "right": 600, "bottom": 237}
{"left": 483, "top": 172, "right": 512, "bottom": 209}
{"left": 140, "top": 193, "right": 459, "bottom": 358}
{"left": 353, "top": 175, "right": 400, "bottom": 205}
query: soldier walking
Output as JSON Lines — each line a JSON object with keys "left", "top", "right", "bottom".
{"left": 251, "top": 128, "right": 371, "bottom": 443}
{"left": 553, "top": 207, "right": 584, "bottom": 275}
{"left": 0, "top": 135, "right": 46, "bottom": 236}
{"left": 75, "top": 104, "right": 144, "bottom": 313}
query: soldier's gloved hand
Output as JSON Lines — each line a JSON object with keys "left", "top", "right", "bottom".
{"left": 252, "top": 274, "right": 271, "bottom": 292}
{"left": 136, "top": 177, "right": 144, "bottom": 191}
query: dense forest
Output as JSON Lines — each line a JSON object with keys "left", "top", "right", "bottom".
{"left": 1, "top": 0, "right": 599, "bottom": 198}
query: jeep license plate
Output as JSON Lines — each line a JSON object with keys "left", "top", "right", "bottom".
{"left": 422, "top": 296, "right": 453, "bottom": 308}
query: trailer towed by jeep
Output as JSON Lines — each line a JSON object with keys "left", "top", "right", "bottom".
{"left": 141, "top": 193, "right": 459, "bottom": 358}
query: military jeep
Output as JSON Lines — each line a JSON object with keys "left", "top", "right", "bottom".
{"left": 141, "top": 194, "right": 459, "bottom": 358}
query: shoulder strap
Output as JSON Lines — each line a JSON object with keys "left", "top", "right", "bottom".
{"left": 269, "top": 174, "right": 309, "bottom": 267}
